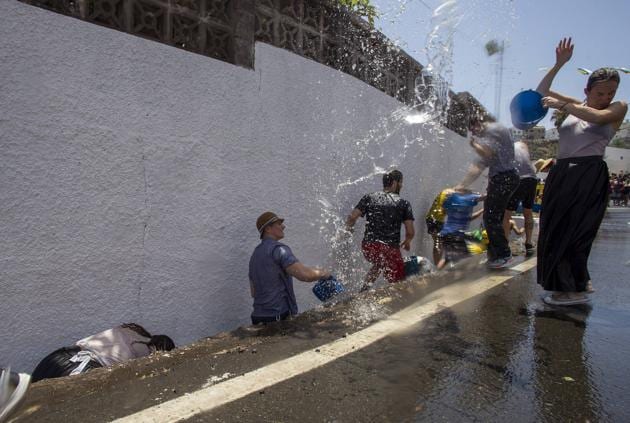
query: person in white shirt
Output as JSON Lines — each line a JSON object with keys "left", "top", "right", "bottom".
{"left": 31, "top": 323, "right": 174, "bottom": 382}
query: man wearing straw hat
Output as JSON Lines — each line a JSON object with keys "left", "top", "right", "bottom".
{"left": 249, "top": 212, "right": 331, "bottom": 325}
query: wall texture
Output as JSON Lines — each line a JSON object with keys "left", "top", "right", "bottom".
{"left": 1, "top": 0, "right": 478, "bottom": 372}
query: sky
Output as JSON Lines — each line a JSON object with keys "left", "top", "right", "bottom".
{"left": 371, "top": 0, "right": 630, "bottom": 129}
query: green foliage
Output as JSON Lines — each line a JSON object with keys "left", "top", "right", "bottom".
{"left": 338, "top": 0, "right": 378, "bottom": 26}
{"left": 610, "top": 138, "right": 630, "bottom": 149}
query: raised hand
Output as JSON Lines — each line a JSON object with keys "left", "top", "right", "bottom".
{"left": 555, "top": 37, "right": 573, "bottom": 67}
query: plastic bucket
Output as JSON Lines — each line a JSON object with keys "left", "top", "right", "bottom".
{"left": 404, "top": 256, "right": 421, "bottom": 277}
{"left": 312, "top": 276, "right": 345, "bottom": 302}
{"left": 510, "top": 90, "right": 548, "bottom": 130}
{"left": 404, "top": 256, "right": 435, "bottom": 277}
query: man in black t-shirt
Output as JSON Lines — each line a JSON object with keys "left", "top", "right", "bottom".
{"left": 346, "top": 170, "right": 415, "bottom": 291}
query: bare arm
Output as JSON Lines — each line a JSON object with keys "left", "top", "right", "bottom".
{"left": 541, "top": 99, "right": 628, "bottom": 127}
{"left": 455, "top": 162, "right": 485, "bottom": 190}
{"left": 345, "top": 208, "right": 362, "bottom": 232}
{"left": 249, "top": 280, "right": 255, "bottom": 297}
{"left": 400, "top": 220, "right": 415, "bottom": 251}
{"left": 536, "top": 38, "right": 573, "bottom": 96}
{"left": 471, "top": 208, "right": 484, "bottom": 220}
{"left": 546, "top": 90, "right": 582, "bottom": 105}
{"left": 286, "top": 262, "right": 331, "bottom": 282}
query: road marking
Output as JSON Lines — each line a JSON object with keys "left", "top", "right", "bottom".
{"left": 114, "top": 258, "right": 537, "bottom": 423}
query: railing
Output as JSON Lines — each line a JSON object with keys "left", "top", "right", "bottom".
{"left": 20, "top": 0, "right": 488, "bottom": 136}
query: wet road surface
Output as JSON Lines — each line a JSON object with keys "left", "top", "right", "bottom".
{"left": 12, "top": 209, "right": 630, "bottom": 422}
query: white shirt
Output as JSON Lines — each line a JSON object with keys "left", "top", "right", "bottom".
{"left": 76, "top": 326, "right": 152, "bottom": 367}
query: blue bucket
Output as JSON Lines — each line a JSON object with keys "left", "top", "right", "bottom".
{"left": 312, "top": 276, "right": 345, "bottom": 302}
{"left": 510, "top": 90, "right": 548, "bottom": 130}
{"left": 404, "top": 256, "right": 421, "bottom": 277}
{"left": 404, "top": 256, "right": 435, "bottom": 277}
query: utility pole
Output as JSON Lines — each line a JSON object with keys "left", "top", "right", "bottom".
{"left": 486, "top": 40, "right": 505, "bottom": 120}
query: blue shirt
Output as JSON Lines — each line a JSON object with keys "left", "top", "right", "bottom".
{"left": 439, "top": 193, "right": 481, "bottom": 235}
{"left": 248, "top": 238, "right": 299, "bottom": 317}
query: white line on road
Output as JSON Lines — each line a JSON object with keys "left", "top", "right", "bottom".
{"left": 114, "top": 258, "right": 537, "bottom": 423}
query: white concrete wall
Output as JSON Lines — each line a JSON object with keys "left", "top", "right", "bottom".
{"left": 0, "top": 0, "right": 478, "bottom": 372}
{"left": 605, "top": 146, "right": 630, "bottom": 174}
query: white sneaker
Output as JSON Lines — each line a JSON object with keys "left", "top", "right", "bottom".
{"left": 0, "top": 368, "right": 31, "bottom": 422}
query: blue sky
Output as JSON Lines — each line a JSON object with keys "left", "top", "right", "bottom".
{"left": 371, "top": 0, "right": 629, "bottom": 129}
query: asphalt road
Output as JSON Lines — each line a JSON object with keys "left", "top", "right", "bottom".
{"left": 11, "top": 208, "right": 630, "bottom": 423}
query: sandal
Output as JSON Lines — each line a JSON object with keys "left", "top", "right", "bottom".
{"left": 586, "top": 280, "right": 595, "bottom": 294}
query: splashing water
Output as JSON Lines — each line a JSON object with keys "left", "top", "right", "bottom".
{"left": 312, "top": 0, "right": 463, "bottom": 296}
{"left": 412, "top": 0, "right": 461, "bottom": 125}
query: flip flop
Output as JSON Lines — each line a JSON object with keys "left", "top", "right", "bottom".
{"left": 543, "top": 295, "right": 591, "bottom": 306}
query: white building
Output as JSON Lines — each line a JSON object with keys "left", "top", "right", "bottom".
{"left": 604, "top": 146, "right": 630, "bottom": 174}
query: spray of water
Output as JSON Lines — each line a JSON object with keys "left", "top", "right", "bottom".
{"left": 312, "top": 0, "right": 462, "bottom": 299}
{"left": 310, "top": 1, "right": 468, "bottom": 324}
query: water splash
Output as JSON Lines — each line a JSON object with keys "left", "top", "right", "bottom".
{"left": 413, "top": 0, "right": 461, "bottom": 124}
{"left": 311, "top": 1, "right": 463, "bottom": 294}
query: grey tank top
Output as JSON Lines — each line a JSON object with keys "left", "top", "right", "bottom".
{"left": 557, "top": 114, "right": 616, "bottom": 159}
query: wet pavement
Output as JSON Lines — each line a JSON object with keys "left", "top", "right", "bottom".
{"left": 11, "top": 209, "right": 630, "bottom": 422}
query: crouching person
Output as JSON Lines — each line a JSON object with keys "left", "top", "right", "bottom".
{"left": 249, "top": 212, "right": 331, "bottom": 325}
{"left": 31, "top": 323, "right": 175, "bottom": 382}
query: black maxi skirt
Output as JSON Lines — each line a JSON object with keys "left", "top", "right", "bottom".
{"left": 537, "top": 155, "right": 609, "bottom": 292}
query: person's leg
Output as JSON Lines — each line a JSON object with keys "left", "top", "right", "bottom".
{"left": 504, "top": 179, "right": 521, "bottom": 239}
{"left": 485, "top": 172, "right": 520, "bottom": 263}
{"left": 382, "top": 245, "right": 405, "bottom": 283}
{"left": 503, "top": 209, "right": 513, "bottom": 240}
{"left": 364, "top": 265, "right": 381, "bottom": 285}
{"left": 431, "top": 233, "right": 442, "bottom": 265}
{"left": 520, "top": 177, "right": 538, "bottom": 254}
{"left": 523, "top": 208, "right": 534, "bottom": 245}
{"left": 361, "top": 242, "right": 383, "bottom": 290}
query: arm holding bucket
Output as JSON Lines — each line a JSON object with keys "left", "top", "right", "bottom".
{"left": 286, "top": 262, "right": 331, "bottom": 282}
{"left": 542, "top": 99, "right": 628, "bottom": 127}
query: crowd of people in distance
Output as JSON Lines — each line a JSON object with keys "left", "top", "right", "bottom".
{"left": 609, "top": 171, "right": 630, "bottom": 206}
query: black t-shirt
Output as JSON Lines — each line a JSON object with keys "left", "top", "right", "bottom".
{"left": 356, "top": 191, "right": 414, "bottom": 246}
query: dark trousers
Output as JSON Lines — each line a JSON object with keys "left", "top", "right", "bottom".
{"left": 484, "top": 171, "right": 519, "bottom": 260}
{"left": 251, "top": 310, "right": 290, "bottom": 325}
{"left": 31, "top": 346, "right": 102, "bottom": 383}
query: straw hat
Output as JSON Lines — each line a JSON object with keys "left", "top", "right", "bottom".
{"left": 256, "top": 211, "right": 284, "bottom": 238}
{"left": 534, "top": 158, "right": 554, "bottom": 173}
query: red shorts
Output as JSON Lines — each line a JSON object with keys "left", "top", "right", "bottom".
{"left": 361, "top": 241, "right": 405, "bottom": 283}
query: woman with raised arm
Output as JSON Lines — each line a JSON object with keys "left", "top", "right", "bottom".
{"left": 536, "top": 38, "right": 627, "bottom": 305}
